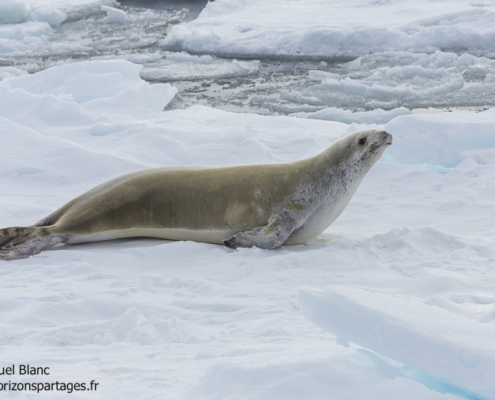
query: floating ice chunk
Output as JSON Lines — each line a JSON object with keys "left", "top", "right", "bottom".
{"left": 0, "top": 20, "right": 52, "bottom": 41}
{"left": 318, "top": 75, "right": 464, "bottom": 101}
{"left": 0, "top": 1, "right": 30, "bottom": 24}
{"left": 322, "top": 78, "right": 416, "bottom": 100}
{"left": 308, "top": 70, "right": 340, "bottom": 82}
{"left": 31, "top": 7, "right": 67, "bottom": 26}
{"left": 164, "top": 52, "right": 215, "bottom": 63}
{"left": 141, "top": 52, "right": 260, "bottom": 81}
{"left": 122, "top": 52, "right": 163, "bottom": 65}
{"left": 57, "top": 0, "right": 119, "bottom": 22}
{"left": 0, "top": 0, "right": 174, "bottom": 57}
{"left": 0, "top": 60, "right": 177, "bottom": 142}
{"left": 101, "top": 5, "right": 128, "bottom": 24}
{"left": 485, "top": 73, "right": 495, "bottom": 83}
{"left": 347, "top": 51, "right": 495, "bottom": 74}
{"left": 4, "top": 59, "right": 143, "bottom": 103}
{"left": 296, "top": 107, "right": 411, "bottom": 125}
{"left": 299, "top": 50, "right": 495, "bottom": 110}
{"left": 164, "top": 1, "right": 495, "bottom": 58}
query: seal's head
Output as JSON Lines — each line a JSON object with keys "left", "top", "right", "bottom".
{"left": 334, "top": 129, "right": 393, "bottom": 171}
{"left": 353, "top": 129, "right": 392, "bottom": 163}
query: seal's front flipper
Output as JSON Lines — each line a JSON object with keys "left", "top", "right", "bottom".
{"left": 0, "top": 227, "right": 65, "bottom": 261}
{"left": 223, "top": 212, "right": 296, "bottom": 250}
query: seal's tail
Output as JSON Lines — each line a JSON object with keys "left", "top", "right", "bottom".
{"left": 0, "top": 226, "right": 65, "bottom": 261}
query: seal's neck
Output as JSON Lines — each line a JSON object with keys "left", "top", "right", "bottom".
{"left": 302, "top": 143, "right": 372, "bottom": 196}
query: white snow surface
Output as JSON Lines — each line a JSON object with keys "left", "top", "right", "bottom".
{"left": 300, "top": 286, "right": 495, "bottom": 399}
{"left": 163, "top": 0, "right": 495, "bottom": 58}
{"left": 1, "top": 60, "right": 495, "bottom": 399}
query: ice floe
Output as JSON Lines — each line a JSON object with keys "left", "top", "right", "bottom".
{"left": 0, "top": 3, "right": 494, "bottom": 398}
{"left": 163, "top": 0, "right": 495, "bottom": 58}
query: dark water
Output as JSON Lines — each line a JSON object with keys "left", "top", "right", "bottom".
{"left": 1, "top": 1, "right": 493, "bottom": 118}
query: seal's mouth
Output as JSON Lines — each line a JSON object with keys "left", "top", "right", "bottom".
{"left": 370, "top": 131, "right": 393, "bottom": 150}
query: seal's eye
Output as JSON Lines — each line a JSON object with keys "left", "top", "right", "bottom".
{"left": 358, "top": 137, "right": 366, "bottom": 146}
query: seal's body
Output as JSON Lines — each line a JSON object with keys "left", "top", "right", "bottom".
{"left": 0, "top": 129, "right": 392, "bottom": 260}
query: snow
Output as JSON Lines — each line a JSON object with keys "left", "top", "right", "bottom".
{"left": 385, "top": 112, "right": 495, "bottom": 167}
{"left": 300, "top": 285, "right": 495, "bottom": 398}
{"left": 1, "top": 59, "right": 494, "bottom": 399}
{"left": 0, "top": 0, "right": 495, "bottom": 398}
{"left": 162, "top": 0, "right": 495, "bottom": 58}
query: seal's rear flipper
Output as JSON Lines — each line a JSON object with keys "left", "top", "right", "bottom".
{"left": 0, "top": 227, "right": 65, "bottom": 261}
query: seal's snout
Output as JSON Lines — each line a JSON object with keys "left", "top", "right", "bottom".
{"left": 383, "top": 130, "right": 393, "bottom": 146}
{"left": 370, "top": 130, "right": 393, "bottom": 150}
